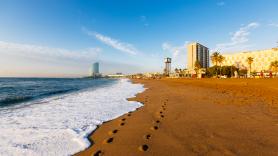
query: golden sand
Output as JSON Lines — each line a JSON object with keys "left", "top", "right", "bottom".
{"left": 76, "top": 78, "right": 278, "bottom": 156}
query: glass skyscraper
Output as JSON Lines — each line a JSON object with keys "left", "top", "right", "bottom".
{"left": 91, "top": 62, "right": 99, "bottom": 76}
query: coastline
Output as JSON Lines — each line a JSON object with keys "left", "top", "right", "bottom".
{"left": 74, "top": 79, "right": 147, "bottom": 156}
{"left": 0, "top": 78, "right": 144, "bottom": 155}
{"left": 76, "top": 78, "right": 278, "bottom": 156}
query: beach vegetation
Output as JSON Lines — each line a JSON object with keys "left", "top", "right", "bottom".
{"left": 211, "top": 52, "right": 220, "bottom": 66}
{"left": 210, "top": 52, "right": 226, "bottom": 77}
{"left": 218, "top": 55, "right": 225, "bottom": 76}
{"left": 270, "top": 60, "right": 278, "bottom": 77}
{"left": 246, "top": 57, "right": 254, "bottom": 76}
{"left": 194, "top": 60, "right": 202, "bottom": 77}
{"left": 206, "top": 65, "right": 238, "bottom": 78}
{"left": 239, "top": 69, "right": 248, "bottom": 77}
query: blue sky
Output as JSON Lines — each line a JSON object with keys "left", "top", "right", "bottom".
{"left": 0, "top": 0, "right": 278, "bottom": 77}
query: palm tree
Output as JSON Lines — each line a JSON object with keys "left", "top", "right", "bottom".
{"left": 179, "top": 69, "right": 182, "bottom": 73}
{"left": 174, "top": 68, "right": 179, "bottom": 73}
{"left": 218, "top": 55, "right": 225, "bottom": 76}
{"left": 270, "top": 60, "right": 278, "bottom": 77}
{"left": 194, "top": 60, "right": 202, "bottom": 78}
{"left": 211, "top": 52, "right": 220, "bottom": 66}
{"left": 211, "top": 52, "right": 226, "bottom": 77}
{"left": 179, "top": 69, "right": 183, "bottom": 77}
{"left": 247, "top": 57, "right": 254, "bottom": 77}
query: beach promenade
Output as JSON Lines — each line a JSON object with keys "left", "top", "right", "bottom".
{"left": 76, "top": 78, "right": 278, "bottom": 156}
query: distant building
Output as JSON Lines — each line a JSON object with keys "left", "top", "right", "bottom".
{"left": 91, "top": 62, "right": 100, "bottom": 77}
{"left": 222, "top": 48, "right": 278, "bottom": 72}
{"left": 187, "top": 42, "right": 209, "bottom": 69}
{"left": 164, "top": 57, "right": 172, "bottom": 76}
{"left": 107, "top": 73, "right": 125, "bottom": 78}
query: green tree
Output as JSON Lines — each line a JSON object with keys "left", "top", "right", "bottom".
{"left": 270, "top": 60, "right": 278, "bottom": 77}
{"left": 206, "top": 65, "right": 238, "bottom": 78}
{"left": 239, "top": 69, "right": 248, "bottom": 77}
{"left": 210, "top": 52, "right": 226, "bottom": 77}
{"left": 211, "top": 52, "right": 220, "bottom": 66}
{"left": 174, "top": 68, "right": 179, "bottom": 73}
{"left": 211, "top": 52, "right": 220, "bottom": 77}
{"left": 194, "top": 60, "right": 202, "bottom": 78}
{"left": 218, "top": 55, "right": 225, "bottom": 76}
{"left": 246, "top": 57, "right": 254, "bottom": 76}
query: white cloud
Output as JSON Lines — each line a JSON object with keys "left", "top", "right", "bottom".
{"left": 162, "top": 41, "right": 189, "bottom": 58}
{"left": 83, "top": 28, "right": 138, "bottom": 55}
{"left": 0, "top": 41, "right": 102, "bottom": 77}
{"left": 217, "top": 1, "right": 225, "bottom": 6}
{"left": 0, "top": 41, "right": 101, "bottom": 61}
{"left": 213, "top": 22, "right": 260, "bottom": 52}
{"left": 162, "top": 41, "right": 189, "bottom": 69}
{"left": 269, "top": 23, "right": 278, "bottom": 27}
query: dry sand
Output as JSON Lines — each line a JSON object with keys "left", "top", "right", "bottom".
{"left": 76, "top": 78, "right": 278, "bottom": 156}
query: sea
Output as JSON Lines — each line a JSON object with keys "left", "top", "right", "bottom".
{"left": 0, "top": 78, "right": 145, "bottom": 156}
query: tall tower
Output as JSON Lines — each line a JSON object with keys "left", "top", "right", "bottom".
{"left": 164, "top": 57, "right": 171, "bottom": 76}
{"left": 91, "top": 62, "right": 99, "bottom": 77}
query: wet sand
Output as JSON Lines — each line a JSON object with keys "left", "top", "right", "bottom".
{"left": 76, "top": 78, "right": 278, "bottom": 156}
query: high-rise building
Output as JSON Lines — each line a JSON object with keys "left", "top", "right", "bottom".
{"left": 91, "top": 62, "right": 99, "bottom": 77}
{"left": 187, "top": 42, "right": 209, "bottom": 69}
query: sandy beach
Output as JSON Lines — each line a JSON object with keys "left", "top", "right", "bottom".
{"left": 76, "top": 78, "right": 278, "bottom": 156}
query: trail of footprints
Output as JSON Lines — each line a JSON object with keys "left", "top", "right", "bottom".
{"left": 93, "top": 110, "right": 132, "bottom": 156}
{"left": 139, "top": 98, "right": 168, "bottom": 152}
{"left": 93, "top": 97, "right": 168, "bottom": 156}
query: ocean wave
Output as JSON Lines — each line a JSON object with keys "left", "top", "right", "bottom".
{"left": 0, "top": 79, "right": 145, "bottom": 156}
{"left": 0, "top": 89, "right": 75, "bottom": 107}
{"left": 0, "top": 96, "right": 33, "bottom": 106}
{"left": 38, "top": 89, "right": 76, "bottom": 97}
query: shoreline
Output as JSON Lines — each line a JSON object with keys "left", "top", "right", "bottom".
{"left": 74, "top": 79, "right": 146, "bottom": 155}
{"left": 0, "top": 78, "right": 144, "bottom": 155}
{"left": 76, "top": 78, "right": 278, "bottom": 156}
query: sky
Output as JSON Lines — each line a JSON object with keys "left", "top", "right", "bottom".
{"left": 0, "top": 0, "right": 278, "bottom": 77}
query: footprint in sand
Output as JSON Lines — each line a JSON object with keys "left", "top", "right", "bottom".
{"left": 144, "top": 134, "right": 151, "bottom": 140}
{"left": 160, "top": 114, "right": 164, "bottom": 118}
{"left": 108, "top": 129, "right": 118, "bottom": 135}
{"left": 121, "top": 118, "right": 126, "bottom": 122}
{"left": 145, "top": 97, "right": 148, "bottom": 102}
{"left": 138, "top": 145, "right": 149, "bottom": 152}
{"left": 103, "top": 137, "right": 114, "bottom": 144}
{"left": 93, "top": 150, "right": 103, "bottom": 156}
{"left": 127, "top": 112, "right": 132, "bottom": 117}
{"left": 120, "top": 122, "right": 125, "bottom": 126}
{"left": 155, "top": 120, "right": 160, "bottom": 123}
{"left": 151, "top": 125, "right": 159, "bottom": 130}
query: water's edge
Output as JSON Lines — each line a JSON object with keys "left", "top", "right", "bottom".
{"left": 0, "top": 78, "right": 145, "bottom": 156}
{"left": 74, "top": 79, "right": 146, "bottom": 155}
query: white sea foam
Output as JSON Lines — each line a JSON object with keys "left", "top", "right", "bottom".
{"left": 0, "top": 79, "right": 145, "bottom": 156}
